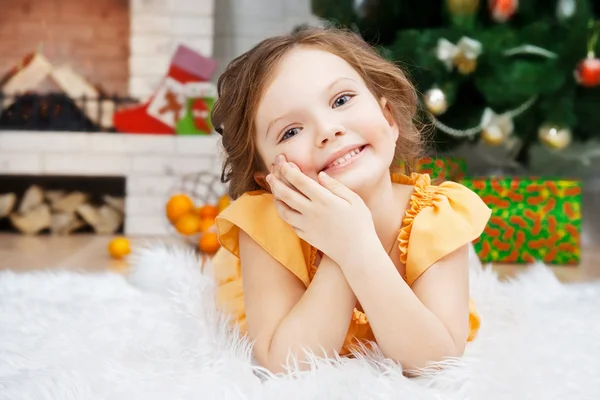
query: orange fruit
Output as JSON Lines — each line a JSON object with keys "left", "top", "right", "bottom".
{"left": 166, "top": 194, "right": 195, "bottom": 223}
{"left": 217, "top": 195, "right": 231, "bottom": 212}
{"left": 174, "top": 213, "right": 201, "bottom": 235}
{"left": 199, "top": 232, "right": 220, "bottom": 254}
{"left": 198, "top": 217, "right": 216, "bottom": 233}
{"left": 108, "top": 237, "right": 131, "bottom": 259}
{"left": 197, "top": 204, "right": 219, "bottom": 220}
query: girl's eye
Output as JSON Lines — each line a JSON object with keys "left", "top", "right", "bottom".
{"left": 280, "top": 127, "right": 301, "bottom": 142}
{"left": 333, "top": 94, "right": 352, "bottom": 108}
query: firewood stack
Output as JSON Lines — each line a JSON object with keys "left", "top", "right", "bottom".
{"left": 0, "top": 186, "right": 124, "bottom": 235}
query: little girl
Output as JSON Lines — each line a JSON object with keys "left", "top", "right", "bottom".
{"left": 210, "top": 26, "right": 492, "bottom": 374}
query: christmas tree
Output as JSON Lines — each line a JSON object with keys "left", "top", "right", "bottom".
{"left": 312, "top": 0, "right": 600, "bottom": 165}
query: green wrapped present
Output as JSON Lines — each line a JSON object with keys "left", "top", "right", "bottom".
{"left": 397, "top": 157, "right": 466, "bottom": 181}
{"left": 461, "top": 177, "right": 582, "bottom": 265}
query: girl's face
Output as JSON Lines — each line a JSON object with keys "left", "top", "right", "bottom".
{"left": 255, "top": 46, "right": 399, "bottom": 194}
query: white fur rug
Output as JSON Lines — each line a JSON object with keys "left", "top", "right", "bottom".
{"left": 1, "top": 243, "right": 600, "bottom": 400}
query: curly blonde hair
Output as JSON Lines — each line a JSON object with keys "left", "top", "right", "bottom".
{"left": 211, "top": 26, "right": 424, "bottom": 199}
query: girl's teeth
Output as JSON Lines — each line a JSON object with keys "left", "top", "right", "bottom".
{"left": 331, "top": 147, "right": 361, "bottom": 166}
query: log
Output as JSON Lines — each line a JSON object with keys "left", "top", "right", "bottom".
{"left": 0, "top": 53, "right": 53, "bottom": 108}
{"left": 0, "top": 193, "right": 16, "bottom": 218}
{"left": 52, "top": 192, "right": 88, "bottom": 213}
{"left": 45, "top": 190, "right": 66, "bottom": 205}
{"left": 51, "top": 212, "right": 85, "bottom": 235}
{"left": 76, "top": 203, "right": 123, "bottom": 234}
{"left": 19, "top": 185, "right": 44, "bottom": 214}
{"left": 94, "top": 205, "right": 123, "bottom": 234}
{"left": 10, "top": 204, "right": 51, "bottom": 235}
{"left": 103, "top": 195, "right": 125, "bottom": 213}
{"left": 76, "top": 204, "right": 100, "bottom": 227}
{"left": 51, "top": 66, "right": 115, "bottom": 129}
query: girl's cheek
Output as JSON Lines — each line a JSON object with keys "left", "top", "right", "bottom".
{"left": 288, "top": 159, "right": 306, "bottom": 173}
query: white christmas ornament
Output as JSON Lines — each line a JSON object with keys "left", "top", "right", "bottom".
{"left": 480, "top": 108, "right": 514, "bottom": 145}
{"left": 556, "top": 0, "right": 576, "bottom": 21}
{"left": 424, "top": 88, "right": 448, "bottom": 115}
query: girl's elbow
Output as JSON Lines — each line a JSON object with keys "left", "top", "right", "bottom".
{"left": 385, "top": 340, "right": 465, "bottom": 372}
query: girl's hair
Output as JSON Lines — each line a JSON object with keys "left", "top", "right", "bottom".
{"left": 211, "top": 25, "right": 424, "bottom": 199}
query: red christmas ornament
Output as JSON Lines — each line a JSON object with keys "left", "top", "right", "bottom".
{"left": 489, "top": 0, "right": 518, "bottom": 23}
{"left": 574, "top": 56, "right": 600, "bottom": 87}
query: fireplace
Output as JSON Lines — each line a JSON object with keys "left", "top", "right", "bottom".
{"left": 0, "top": 0, "right": 224, "bottom": 236}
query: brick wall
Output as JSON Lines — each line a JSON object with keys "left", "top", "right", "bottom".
{"left": 0, "top": 0, "right": 130, "bottom": 95}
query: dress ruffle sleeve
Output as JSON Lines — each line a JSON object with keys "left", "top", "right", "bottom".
{"left": 396, "top": 174, "right": 492, "bottom": 286}
{"left": 214, "top": 190, "right": 312, "bottom": 287}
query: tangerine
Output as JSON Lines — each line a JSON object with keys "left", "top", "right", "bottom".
{"left": 199, "top": 232, "right": 220, "bottom": 254}
{"left": 196, "top": 204, "right": 219, "bottom": 220}
{"left": 198, "top": 217, "right": 216, "bottom": 233}
{"left": 174, "top": 213, "right": 201, "bottom": 235}
{"left": 108, "top": 237, "right": 131, "bottom": 259}
{"left": 217, "top": 194, "right": 231, "bottom": 212}
{"left": 166, "top": 194, "right": 195, "bottom": 223}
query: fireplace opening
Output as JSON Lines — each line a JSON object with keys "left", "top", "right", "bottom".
{"left": 0, "top": 174, "right": 126, "bottom": 235}
{"left": 0, "top": 91, "right": 138, "bottom": 132}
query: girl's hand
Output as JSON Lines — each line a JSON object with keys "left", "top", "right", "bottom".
{"left": 269, "top": 155, "right": 299, "bottom": 196}
{"left": 267, "top": 155, "right": 376, "bottom": 265}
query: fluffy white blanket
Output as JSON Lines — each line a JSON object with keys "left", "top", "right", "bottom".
{"left": 1, "top": 243, "right": 599, "bottom": 400}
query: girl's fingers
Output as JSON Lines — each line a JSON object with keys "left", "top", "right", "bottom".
{"left": 273, "top": 155, "right": 305, "bottom": 197}
{"left": 267, "top": 173, "right": 310, "bottom": 212}
{"left": 273, "top": 198, "right": 303, "bottom": 229}
{"left": 279, "top": 162, "right": 328, "bottom": 202}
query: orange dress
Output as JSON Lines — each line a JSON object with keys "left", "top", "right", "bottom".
{"left": 212, "top": 173, "right": 492, "bottom": 354}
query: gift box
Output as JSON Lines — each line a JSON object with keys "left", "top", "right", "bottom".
{"left": 461, "top": 177, "right": 582, "bottom": 265}
{"left": 397, "top": 157, "right": 466, "bottom": 181}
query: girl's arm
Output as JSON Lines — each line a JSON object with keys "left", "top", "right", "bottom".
{"left": 239, "top": 230, "right": 356, "bottom": 374}
{"left": 337, "top": 236, "right": 471, "bottom": 372}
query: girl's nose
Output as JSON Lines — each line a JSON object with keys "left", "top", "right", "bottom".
{"left": 315, "top": 122, "right": 346, "bottom": 147}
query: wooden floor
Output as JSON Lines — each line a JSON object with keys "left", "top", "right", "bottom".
{"left": 0, "top": 233, "right": 599, "bottom": 283}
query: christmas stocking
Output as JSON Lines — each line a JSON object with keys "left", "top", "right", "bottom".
{"left": 113, "top": 45, "right": 217, "bottom": 134}
{"left": 175, "top": 82, "right": 216, "bottom": 135}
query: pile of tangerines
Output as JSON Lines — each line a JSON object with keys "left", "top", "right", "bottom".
{"left": 166, "top": 192, "right": 230, "bottom": 254}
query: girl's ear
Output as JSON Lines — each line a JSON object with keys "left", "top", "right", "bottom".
{"left": 253, "top": 172, "right": 272, "bottom": 193}
{"left": 379, "top": 97, "right": 399, "bottom": 141}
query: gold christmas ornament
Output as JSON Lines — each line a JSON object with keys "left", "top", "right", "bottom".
{"left": 538, "top": 124, "right": 572, "bottom": 150}
{"left": 480, "top": 108, "right": 513, "bottom": 146}
{"left": 482, "top": 126, "right": 507, "bottom": 145}
{"left": 424, "top": 88, "right": 448, "bottom": 115}
{"left": 436, "top": 37, "right": 482, "bottom": 73}
{"left": 453, "top": 53, "right": 478, "bottom": 74}
{"left": 446, "top": 0, "right": 481, "bottom": 15}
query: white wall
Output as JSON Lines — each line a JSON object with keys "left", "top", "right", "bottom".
{"left": 212, "top": 0, "right": 320, "bottom": 77}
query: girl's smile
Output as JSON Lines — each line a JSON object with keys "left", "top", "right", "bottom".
{"left": 320, "top": 144, "right": 368, "bottom": 174}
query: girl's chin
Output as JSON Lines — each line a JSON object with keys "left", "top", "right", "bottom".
{"left": 314, "top": 152, "right": 392, "bottom": 192}
{"left": 330, "top": 168, "right": 384, "bottom": 192}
